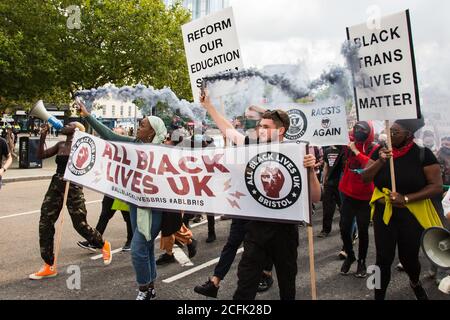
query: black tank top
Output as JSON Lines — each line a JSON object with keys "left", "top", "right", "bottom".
{"left": 56, "top": 155, "right": 69, "bottom": 175}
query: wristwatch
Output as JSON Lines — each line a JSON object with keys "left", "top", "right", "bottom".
{"left": 404, "top": 195, "right": 409, "bottom": 204}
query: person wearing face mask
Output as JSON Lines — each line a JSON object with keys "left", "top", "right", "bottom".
{"left": 76, "top": 100, "right": 167, "bottom": 301}
{"left": 362, "top": 118, "right": 443, "bottom": 300}
{"left": 338, "top": 121, "right": 380, "bottom": 278}
{"left": 244, "top": 105, "right": 267, "bottom": 142}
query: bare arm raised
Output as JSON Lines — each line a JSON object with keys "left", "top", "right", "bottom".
{"left": 200, "top": 90, "right": 246, "bottom": 146}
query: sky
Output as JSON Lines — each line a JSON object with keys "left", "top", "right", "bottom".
{"left": 229, "top": 0, "right": 450, "bottom": 91}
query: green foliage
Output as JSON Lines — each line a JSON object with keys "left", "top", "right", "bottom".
{"left": 0, "top": 0, "right": 192, "bottom": 111}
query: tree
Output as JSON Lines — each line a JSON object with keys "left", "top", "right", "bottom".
{"left": 0, "top": 0, "right": 192, "bottom": 110}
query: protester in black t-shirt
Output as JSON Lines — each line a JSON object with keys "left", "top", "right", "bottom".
{"left": 0, "top": 137, "right": 12, "bottom": 190}
{"left": 199, "top": 90, "right": 321, "bottom": 300}
{"left": 319, "top": 145, "right": 344, "bottom": 237}
{"left": 362, "top": 118, "right": 443, "bottom": 300}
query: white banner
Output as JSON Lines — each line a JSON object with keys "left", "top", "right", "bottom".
{"left": 64, "top": 132, "right": 311, "bottom": 223}
{"left": 347, "top": 10, "right": 421, "bottom": 121}
{"left": 271, "top": 98, "right": 350, "bottom": 147}
{"left": 182, "top": 7, "right": 244, "bottom": 102}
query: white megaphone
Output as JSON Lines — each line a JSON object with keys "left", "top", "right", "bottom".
{"left": 421, "top": 227, "right": 450, "bottom": 270}
{"left": 29, "top": 100, "right": 64, "bottom": 130}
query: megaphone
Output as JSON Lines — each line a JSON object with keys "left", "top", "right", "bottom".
{"left": 29, "top": 100, "right": 64, "bottom": 130}
{"left": 421, "top": 227, "right": 450, "bottom": 270}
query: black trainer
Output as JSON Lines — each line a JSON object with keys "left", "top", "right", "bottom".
{"left": 77, "top": 240, "right": 99, "bottom": 252}
{"left": 136, "top": 287, "right": 156, "bottom": 300}
{"left": 187, "top": 239, "right": 197, "bottom": 258}
{"left": 340, "top": 254, "right": 356, "bottom": 275}
{"left": 355, "top": 260, "right": 367, "bottom": 278}
{"left": 156, "top": 253, "right": 176, "bottom": 265}
{"left": 410, "top": 281, "right": 429, "bottom": 300}
{"left": 122, "top": 240, "right": 131, "bottom": 252}
{"left": 206, "top": 233, "right": 216, "bottom": 243}
{"left": 257, "top": 274, "right": 274, "bottom": 292}
{"left": 194, "top": 279, "right": 219, "bottom": 298}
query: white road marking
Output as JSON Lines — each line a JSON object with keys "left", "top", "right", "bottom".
{"left": 173, "top": 245, "right": 193, "bottom": 267}
{"left": 162, "top": 247, "right": 244, "bottom": 283}
{"left": 0, "top": 200, "right": 103, "bottom": 220}
{"left": 90, "top": 248, "right": 123, "bottom": 260}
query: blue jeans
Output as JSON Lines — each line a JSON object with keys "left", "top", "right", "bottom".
{"left": 129, "top": 205, "right": 162, "bottom": 286}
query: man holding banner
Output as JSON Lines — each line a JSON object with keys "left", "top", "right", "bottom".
{"left": 199, "top": 90, "right": 321, "bottom": 300}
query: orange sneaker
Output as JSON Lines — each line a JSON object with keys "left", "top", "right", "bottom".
{"left": 102, "top": 240, "right": 112, "bottom": 265}
{"left": 29, "top": 264, "right": 57, "bottom": 280}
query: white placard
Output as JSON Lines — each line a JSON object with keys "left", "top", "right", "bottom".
{"left": 272, "top": 98, "right": 350, "bottom": 147}
{"left": 182, "top": 7, "right": 244, "bottom": 102}
{"left": 64, "top": 132, "right": 310, "bottom": 223}
{"left": 347, "top": 10, "right": 421, "bottom": 121}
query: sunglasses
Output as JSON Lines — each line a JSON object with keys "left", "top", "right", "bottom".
{"left": 265, "top": 110, "right": 289, "bottom": 128}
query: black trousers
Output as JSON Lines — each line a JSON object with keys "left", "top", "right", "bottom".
{"left": 214, "top": 219, "right": 272, "bottom": 280}
{"left": 214, "top": 219, "right": 248, "bottom": 280}
{"left": 233, "top": 222, "right": 298, "bottom": 300}
{"left": 340, "top": 195, "right": 370, "bottom": 260}
{"left": 321, "top": 183, "right": 341, "bottom": 233}
{"left": 95, "top": 195, "right": 132, "bottom": 242}
{"left": 373, "top": 204, "right": 424, "bottom": 300}
{"left": 207, "top": 214, "right": 215, "bottom": 235}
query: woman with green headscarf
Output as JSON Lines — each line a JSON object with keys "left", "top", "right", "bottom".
{"left": 76, "top": 101, "right": 167, "bottom": 300}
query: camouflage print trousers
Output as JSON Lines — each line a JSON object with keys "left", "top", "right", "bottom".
{"left": 39, "top": 175, "right": 104, "bottom": 265}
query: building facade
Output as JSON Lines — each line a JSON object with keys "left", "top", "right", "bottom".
{"left": 88, "top": 99, "right": 143, "bottom": 130}
{"left": 163, "top": 0, "right": 230, "bottom": 20}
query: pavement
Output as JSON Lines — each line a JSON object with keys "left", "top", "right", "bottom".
{"left": 2, "top": 134, "right": 62, "bottom": 184}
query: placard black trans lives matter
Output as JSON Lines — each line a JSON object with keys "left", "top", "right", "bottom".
{"left": 347, "top": 10, "right": 421, "bottom": 121}
{"left": 182, "top": 7, "right": 244, "bottom": 102}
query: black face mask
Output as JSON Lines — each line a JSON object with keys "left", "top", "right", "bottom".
{"left": 244, "top": 119, "right": 258, "bottom": 130}
{"left": 440, "top": 146, "right": 450, "bottom": 155}
{"left": 354, "top": 131, "right": 369, "bottom": 142}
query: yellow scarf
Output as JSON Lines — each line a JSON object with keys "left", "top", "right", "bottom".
{"left": 370, "top": 187, "right": 443, "bottom": 229}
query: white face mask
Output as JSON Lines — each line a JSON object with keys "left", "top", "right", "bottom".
{"left": 423, "top": 138, "right": 435, "bottom": 148}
